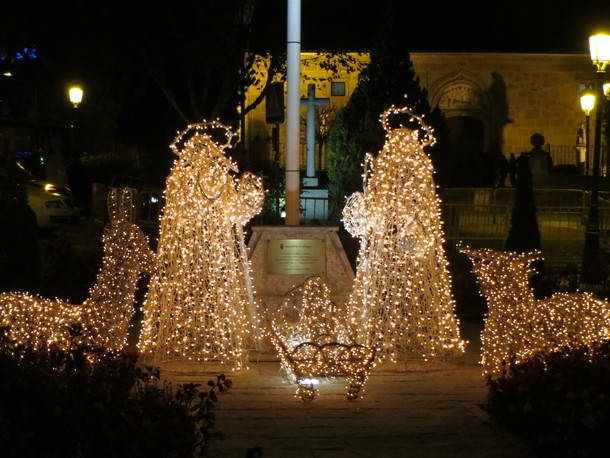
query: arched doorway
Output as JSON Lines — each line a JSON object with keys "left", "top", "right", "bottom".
{"left": 446, "top": 116, "right": 485, "bottom": 157}
{"left": 430, "top": 75, "right": 491, "bottom": 186}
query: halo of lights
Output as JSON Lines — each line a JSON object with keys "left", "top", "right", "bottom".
{"left": 460, "top": 245, "right": 610, "bottom": 378}
{"left": 138, "top": 121, "right": 264, "bottom": 368}
{"left": 344, "top": 106, "right": 465, "bottom": 362}
{"left": 0, "top": 188, "right": 153, "bottom": 352}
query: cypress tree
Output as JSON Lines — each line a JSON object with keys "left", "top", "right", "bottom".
{"left": 505, "top": 154, "right": 545, "bottom": 295}
{"left": 505, "top": 154, "right": 542, "bottom": 253}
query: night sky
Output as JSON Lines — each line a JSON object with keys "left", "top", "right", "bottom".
{"left": 2, "top": 0, "right": 610, "bottom": 169}
{"left": 295, "top": 0, "right": 610, "bottom": 53}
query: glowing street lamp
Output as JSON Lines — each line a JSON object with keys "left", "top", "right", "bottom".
{"left": 590, "top": 34, "right": 610, "bottom": 72}
{"left": 580, "top": 90, "right": 595, "bottom": 175}
{"left": 581, "top": 33, "right": 610, "bottom": 284}
{"left": 580, "top": 91, "right": 595, "bottom": 116}
{"left": 68, "top": 86, "right": 83, "bottom": 108}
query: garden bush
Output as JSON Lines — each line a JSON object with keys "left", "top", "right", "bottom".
{"left": 486, "top": 340, "right": 610, "bottom": 458}
{"left": 0, "top": 326, "right": 230, "bottom": 457}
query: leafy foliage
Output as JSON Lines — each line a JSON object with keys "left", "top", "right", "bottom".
{"left": 486, "top": 340, "right": 610, "bottom": 458}
{"left": 0, "top": 326, "right": 230, "bottom": 458}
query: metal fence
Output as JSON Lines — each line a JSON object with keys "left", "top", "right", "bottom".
{"left": 439, "top": 188, "right": 610, "bottom": 265}
{"left": 134, "top": 187, "right": 610, "bottom": 266}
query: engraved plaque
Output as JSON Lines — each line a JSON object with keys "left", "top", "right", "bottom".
{"left": 267, "top": 239, "right": 326, "bottom": 275}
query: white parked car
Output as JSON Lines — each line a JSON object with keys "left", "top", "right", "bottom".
{"left": 26, "top": 180, "right": 75, "bottom": 229}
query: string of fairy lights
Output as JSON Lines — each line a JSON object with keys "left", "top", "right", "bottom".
{"left": 0, "top": 187, "right": 153, "bottom": 352}
{"left": 343, "top": 106, "right": 465, "bottom": 363}
{"left": 137, "top": 121, "right": 264, "bottom": 368}
{"left": 461, "top": 246, "right": 610, "bottom": 378}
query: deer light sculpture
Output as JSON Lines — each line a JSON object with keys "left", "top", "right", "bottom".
{"left": 460, "top": 245, "right": 610, "bottom": 378}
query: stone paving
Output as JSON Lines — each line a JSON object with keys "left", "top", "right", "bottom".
{"left": 161, "top": 322, "right": 534, "bottom": 458}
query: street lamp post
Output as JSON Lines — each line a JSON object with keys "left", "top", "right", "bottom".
{"left": 580, "top": 90, "right": 595, "bottom": 176}
{"left": 604, "top": 83, "right": 610, "bottom": 177}
{"left": 67, "top": 84, "right": 84, "bottom": 152}
{"left": 581, "top": 33, "right": 610, "bottom": 284}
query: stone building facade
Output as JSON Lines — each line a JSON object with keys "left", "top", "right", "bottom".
{"left": 245, "top": 52, "right": 599, "bottom": 173}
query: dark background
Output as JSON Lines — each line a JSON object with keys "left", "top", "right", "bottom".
{"left": 2, "top": 0, "right": 610, "bottom": 179}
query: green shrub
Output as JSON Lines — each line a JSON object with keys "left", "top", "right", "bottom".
{"left": 486, "top": 340, "right": 610, "bottom": 458}
{"left": 0, "top": 326, "right": 230, "bottom": 457}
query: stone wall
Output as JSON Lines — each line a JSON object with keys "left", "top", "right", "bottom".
{"left": 245, "top": 52, "right": 598, "bottom": 166}
{"left": 411, "top": 52, "right": 594, "bottom": 156}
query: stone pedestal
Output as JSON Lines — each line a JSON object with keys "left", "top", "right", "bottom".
{"left": 248, "top": 226, "right": 354, "bottom": 311}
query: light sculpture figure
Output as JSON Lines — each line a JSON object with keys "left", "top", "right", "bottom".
{"left": 138, "top": 121, "right": 264, "bottom": 368}
{"left": 267, "top": 276, "right": 375, "bottom": 401}
{"left": 343, "top": 106, "right": 465, "bottom": 363}
{"left": 0, "top": 187, "right": 154, "bottom": 352}
{"left": 461, "top": 245, "right": 610, "bottom": 378}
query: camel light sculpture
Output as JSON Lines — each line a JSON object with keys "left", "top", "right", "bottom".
{"left": 0, "top": 187, "right": 154, "bottom": 352}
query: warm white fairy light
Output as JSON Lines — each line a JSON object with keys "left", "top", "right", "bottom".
{"left": 0, "top": 188, "right": 154, "bottom": 352}
{"left": 343, "top": 106, "right": 465, "bottom": 363}
{"left": 138, "top": 121, "right": 264, "bottom": 368}
{"left": 461, "top": 245, "right": 610, "bottom": 378}
{"left": 266, "top": 277, "right": 375, "bottom": 401}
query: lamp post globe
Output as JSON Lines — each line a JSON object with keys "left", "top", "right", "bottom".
{"left": 68, "top": 86, "right": 83, "bottom": 108}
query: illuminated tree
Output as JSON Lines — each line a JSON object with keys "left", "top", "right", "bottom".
{"left": 138, "top": 122, "right": 264, "bottom": 368}
{"left": 343, "top": 106, "right": 464, "bottom": 362}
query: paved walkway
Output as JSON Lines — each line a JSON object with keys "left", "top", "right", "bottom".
{"left": 162, "top": 322, "right": 534, "bottom": 458}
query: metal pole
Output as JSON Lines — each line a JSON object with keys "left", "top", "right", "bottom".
{"left": 585, "top": 114, "right": 590, "bottom": 176}
{"left": 285, "top": 0, "right": 301, "bottom": 225}
{"left": 582, "top": 73, "right": 604, "bottom": 284}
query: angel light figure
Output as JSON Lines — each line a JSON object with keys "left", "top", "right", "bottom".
{"left": 343, "top": 106, "right": 465, "bottom": 362}
{"left": 138, "top": 121, "right": 264, "bottom": 368}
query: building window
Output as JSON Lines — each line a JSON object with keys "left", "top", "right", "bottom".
{"left": 331, "top": 81, "right": 346, "bottom": 97}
